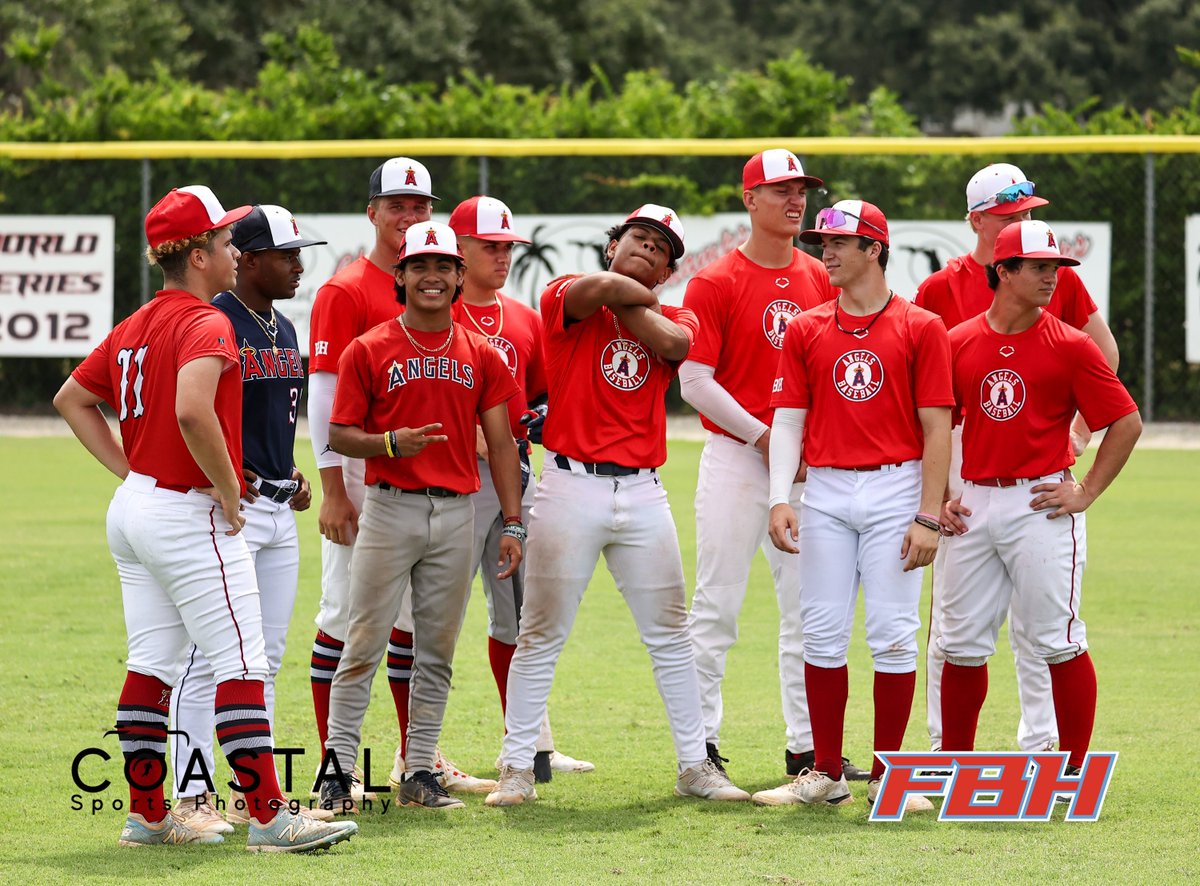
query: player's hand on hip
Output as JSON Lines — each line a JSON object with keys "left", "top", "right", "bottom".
{"left": 318, "top": 487, "right": 359, "bottom": 545}
{"left": 497, "top": 536, "right": 523, "bottom": 580}
{"left": 901, "top": 523, "right": 939, "bottom": 572}
{"left": 1029, "top": 479, "right": 1092, "bottom": 519}
{"left": 940, "top": 497, "right": 971, "bottom": 536}
{"left": 768, "top": 503, "right": 800, "bottom": 554}
{"left": 395, "top": 423, "right": 450, "bottom": 456}
{"left": 290, "top": 468, "right": 312, "bottom": 512}
{"left": 241, "top": 469, "right": 260, "bottom": 503}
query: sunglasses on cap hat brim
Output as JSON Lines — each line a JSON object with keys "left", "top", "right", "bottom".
{"left": 799, "top": 207, "right": 887, "bottom": 244}
{"left": 970, "top": 181, "right": 1049, "bottom": 213}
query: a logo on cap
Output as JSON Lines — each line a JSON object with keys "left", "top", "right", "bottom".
{"left": 786, "top": 154, "right": 798, "bottom": 172}
{"left": 834, "top": 350, "right": 884, "bottom": 402}
{"left": 1046, "top": 230, "right": 1056, "bottom": 249}
{"left": 290, "top": 217, "right": 300, "bottom": 236}
{"left": 661, "top": 212, "right": 673, "bottom": 226}
{"left": 405, "top": 166, "right": 418, "bottom": 186}
{"left": 500, "top": 210, "right": 511, "bottom": 230}
{"left": 981, "top": 369, "right": 1025, "bottom": 421}
{"left": 425, "top": 227, "right": 439, "bottom": 246}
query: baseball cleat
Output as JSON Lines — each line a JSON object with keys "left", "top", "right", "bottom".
{"left": 434, "top": 748, "right": 497, "bottom": 794}
{"left": 230, "top": 789, "right": 335, "bottom": 823}
{"left": 246, "top": 807, "right": 358, "bottom": 853}
{"left": 550, "top": 750, "right": 595, "bottom": 773}
{"left": 388, "top": 744, "right": 405, "bottom": 791}
{"left": 309, "top": 765, "right": 376, "bottom": 802}
{"left": 486, "top": 765, "right": 538, "bottom": 807}
{"left": 173, "top": 792, "right": 234, "bottom": 835}
{"left": 318, "top": 776, "right": 360, "bottom": 816}
{"left": 752, "top": 768, "right": 853, "bottom": 807}
{"left": 118, "top": 810, "right": 225, "bottom": 846}
{"left": 674, "top": 758, "right": 751, "bottom": 801}
{"left": 397, "top": 770, "right": 466, "bottom": 809}
{"left": 785, "top": 749, "right": 870, "bottom": 781}
{"left": 867, "top": 777, "right": 935, "bottom": 813}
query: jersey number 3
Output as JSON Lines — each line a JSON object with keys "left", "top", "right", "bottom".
{"left": 116, "top": 345, "right": 148, "bottom": 422}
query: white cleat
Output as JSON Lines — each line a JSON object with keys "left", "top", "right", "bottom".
{"left": 434, "top": 748, "right": 497, "bottom": 794}
{"left": 388, "top": 745, "right": 406, "bottom": 791}
{"left": 752, "top": 768, "right": 854, "bottom": 807}
{"left": 550, "top": 750, "right": 595, "bottom": 773}
{"left": 485, "top": 765, "right": 538, "bottom": 807}
{"left": 173, "top": 792, "right": 234, "bottom": 834}
{"left": 674, "top": 758, "right": 751, "bottom": 801}
{"left": 867, "top": 778, "right": 935, "bottom": 814}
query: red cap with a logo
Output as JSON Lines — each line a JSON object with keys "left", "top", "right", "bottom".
{"left": 799, "top": 199, "right": 890, "bottom": 247}
{"left": 448, "top": 196, "right": 531, "bottom": 244}
{"left": 743, "top": 149, "right": 823, "bottom": 191}
{"left": 619, "top": 204, "right": 686, "bottom": 261}
{"left": 145, "top": 186, "right": 252, "bottom": 249}
{"left": 992, "top": 220, "right": 1079, "bottom": 266}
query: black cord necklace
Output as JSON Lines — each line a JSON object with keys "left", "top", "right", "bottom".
{"left": 835, "top": 292, "right": 894, "bottom": 337}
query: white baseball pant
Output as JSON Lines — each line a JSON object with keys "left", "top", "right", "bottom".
{"left": 688, "top": 432, "right": 810, "bottom": 751}
{"left": 798, "top": 463, "right": 923, "bottom": 672}
{"left": 500, "top": 455, "right": 708, "bottom": 771}
{"left": 169, "top": 490, "right": 300, "bottom": 798}
{"left": 936, "top": 475, "right": 1089, "bottom": 665}
{"left": 926, "top": 425, "right": 1061, "bottom": 750}
{"left": 107, "top": 472, "right": 268, "bottom": 686}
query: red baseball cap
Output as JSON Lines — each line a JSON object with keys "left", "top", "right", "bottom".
{"left": 966, "top": 163, "right": 1049, "bottom": 216}
{"left": 145, "top": 186, "right": 252, "bottom": 249}
{"left": 992, "top": 220, "right": 1079, "bottom": 266}
{"left": 743, "top": 149, "right": 823, "bottom": 191}
{"left": 396, "top": 222, "right": 464, "bottom": 264}
{"left": 448, "top": 196, "right": 531, "bottom": 243}
{"left": 619, "top": 204, "right": 686, "bottom": 261}
{"left": 799, "top": 199, "right": 890, "bottom": 247}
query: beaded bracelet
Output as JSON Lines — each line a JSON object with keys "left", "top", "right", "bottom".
{"left": 503, "top": 515, "right": 523, "bottom": 526}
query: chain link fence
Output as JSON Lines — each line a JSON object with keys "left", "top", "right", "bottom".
{"left": 1, "top": 141, "right": 1194, "bottom": 418}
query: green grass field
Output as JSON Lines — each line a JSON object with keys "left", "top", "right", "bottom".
{"left": 0, "top": 437, "right": 1196, "bottom": 884}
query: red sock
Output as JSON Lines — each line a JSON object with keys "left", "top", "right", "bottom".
{"left": 1049, "top": 652, "right": 1097, "bottom": 768}
{"left": 941, "top": 662, "right": 989, "bottom": 752}
{"left": 387, "top": 628, "right": 413, "bottom": 755}
{"left": 805, "top": 663, "right": 848, "bottom": 780}
{"left": 310, "top": 630, "right": 343, "bottom": 755}
{"left": 115, "top": 671, "right": 171, "bottom": 823}
{"left": 871, "top": 671, "right": 916, "bottom": 780}
{"left": 488, "top": 637, "right": 517, "bottom": 717}
{"left": 215, "top": 679, "right": 284, "bottom": 825}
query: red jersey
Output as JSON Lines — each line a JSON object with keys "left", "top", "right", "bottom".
{"left": 309, "top": 256, "right": 399, "bottom": 372}
{"left": 684, "top": 247, "right": 837, "bottom": 438}
{"left": 331, "top": 320, "right": 518, "bottom": 493}
{"left": 452, "top": 293, "right": 546, "bottom": 438}
{"left": 771, "top": 296, "right": 953, "bottom": 468}
{"left": 72, "top": 290, "right": 244, "bottom": 492}
{"left": 539, "top": 275, "right": 698, "bottom": 468}
{"left": 949, "top": 312, "right": 1137, "bottom": 481}
{"left": 915, "top": 254, "right": 1097, "bottom": 331}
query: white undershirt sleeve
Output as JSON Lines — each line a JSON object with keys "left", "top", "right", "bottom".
{"left": 307, "top": 370, "right": 343, "bottom": 470}
{"left": 678, "top": 360, "right": 769, "bottom": 446}
{"left": 768, "top": 407, "right": 806, "bottom": 507}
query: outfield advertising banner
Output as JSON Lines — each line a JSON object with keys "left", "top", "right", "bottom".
{"left": 282, "top": 213, "right": 1113, "bottom": 357}
{"left": 1186, "top": 214, "right": 1200, "bottom": 363}
{"left": 0, "top": 216, "right": 114, "bottom": 357}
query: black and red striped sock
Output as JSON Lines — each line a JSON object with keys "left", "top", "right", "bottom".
{"left": 804, "top": 662, "right": 848, "bottom": 780}
{"left": 1049, "top": 652, "right": 1097, "bottom": 768}
{"left": 387, "top": 628, "right": 413, "bottom": 755}
{"left": 871, "top": 670, "right": 916, "bottom": 780}
{"left": 310, "top": 630, "right": 343, "bottom": 755}
{"left": 488, "top": 637, "right": 517, "bottom": 716}
{"left": 941, "top": 662, "right": 989, "bottom": 752}
{"left": 115, "top": 670, "right": 171, "bottom": 823}
{"left": 215, "top": 679, "right": 284, "bottom": 825}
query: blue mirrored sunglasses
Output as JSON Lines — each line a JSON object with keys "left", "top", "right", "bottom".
{"left": 971, "top": 180, "right": 1035, "bottom": 211}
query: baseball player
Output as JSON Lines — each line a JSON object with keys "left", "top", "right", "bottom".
{"left": 447, "top": 195, "right": 594, "bottom": 782}
{"left": 680, "top": 149, "right": 865, "bottom": 782}
{"left": 320, "top": 222, "right": 523, "bottom": 811}
{"left": 917, "top": 163, "right": 1120, "bottom": 756}
{"left": 937, "top": 220, "right": 1141, "bottom": 770}
{"left": 307, "top": 158, "right": 492, "bottom": 797}
{"left": 754, "top": 200, "right": 950, "bottom": 812}
{"left": 53, "top": 186, "right": 356, "bottom": 852}
{"left": 169, "top": 205, "right": 329, "bottom": 831}
{"left": 487, "top": 205, "right": 751, "bottom": 807}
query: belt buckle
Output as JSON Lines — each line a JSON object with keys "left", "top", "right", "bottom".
{"left": 591, "top": 462, "right": 616, "bottom": 477}
{"left": 266, "top": 480, "right": 297, "bottom": 503}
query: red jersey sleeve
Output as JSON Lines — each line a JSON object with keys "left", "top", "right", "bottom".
{"left": 681, "top": 273, "right": 724, "bottom": 368}
{"left": 662, "top": 305, "right": 699, "bottom": 371}
{"left": 1070, "top": 335, "right": 1138, "bottom": 432}
{"left": 72, "top": 334, "right": 116, "bottom": 407}
{"left": 177, "top": 310, "right": 238, "bottom": 370}
{"left": 914, "top": 268, "right": 951, "bottom": 326}
{"left": 1051, "top": 268, "right": 1100, "bottom": 330}
{"left": 540, "top": 275, "right": 577, "bottom": 333}
{"left": 310, "top": 280, "right": 362, "bottom": 373}
{"left": 330, "top": 338, "right": 373, "bottom": 429}
{"left": 912, "top": 314, "right": 955, "bottom": 407}
{"left": 770, "top": 316, "right": 812, "bottom": 409}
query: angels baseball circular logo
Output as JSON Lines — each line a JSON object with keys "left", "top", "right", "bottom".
{"left": 763, "top": 299, "right": 801, "bottom": 349}
{"left": 601, "top": 338, "right": 650, "bottom": 390}
{"left": 489, "top": 336, "right": 518, "bottom": 377}
{"left": 980, "top": 369, "right": 1025, "bottom": 421}
{"left": 834, "top": 350, "right": 884, "bottom": 401}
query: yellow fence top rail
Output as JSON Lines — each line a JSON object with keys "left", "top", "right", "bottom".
{"left": 1, "top": 135, "right": 1199, "bottom": 160}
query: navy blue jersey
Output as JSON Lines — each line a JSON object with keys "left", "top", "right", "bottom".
{"left": 213, "top": 291, "right": 305, "bottom": 481}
